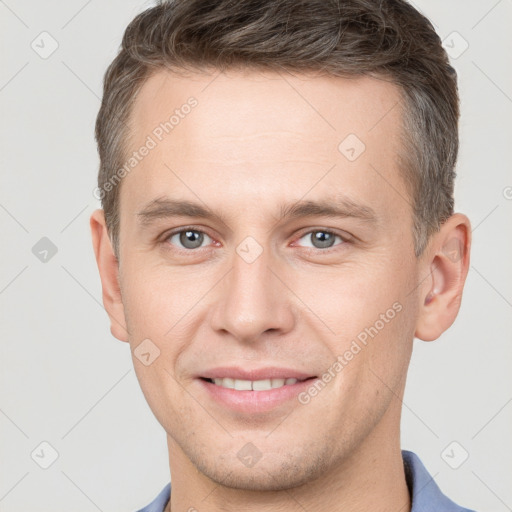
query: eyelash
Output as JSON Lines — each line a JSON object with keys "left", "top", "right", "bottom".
{"left": 161, "top": 226, "right": 350, "bottom": 254}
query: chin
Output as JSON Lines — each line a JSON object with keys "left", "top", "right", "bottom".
{"left": 187, "top": 444, "right": 335, "bottom": 492}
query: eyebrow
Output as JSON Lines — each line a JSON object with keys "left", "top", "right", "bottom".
{"left": 278, "top": 198, "right": 377, "bottom": 224}
{"left": 136, "top": 198, "right": 228, "bottom": 227}
{"left": 136, "top": 196, "right": 378, "bottom": 227}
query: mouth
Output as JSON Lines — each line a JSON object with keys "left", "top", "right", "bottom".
{"left": 197, "top": 370, "right": 319, "bottom": 414}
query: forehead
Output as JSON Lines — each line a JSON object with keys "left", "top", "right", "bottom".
{"left": 130, "top": 67, "right": 403, "bottom": 143}
{"left": 122, "top": 68, "right": 410, "bottom": 223}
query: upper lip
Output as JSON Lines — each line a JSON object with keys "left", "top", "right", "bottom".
{"left": 199, "top": 366, "right": 316, "bottom": 381}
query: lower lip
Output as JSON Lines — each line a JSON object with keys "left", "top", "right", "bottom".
{"left": 197, "top": 377, "right": 318, "bottom": 414}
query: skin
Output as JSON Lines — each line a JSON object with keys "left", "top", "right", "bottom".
{"left": 91, "top": 69, "right": 471, "bottom": 512}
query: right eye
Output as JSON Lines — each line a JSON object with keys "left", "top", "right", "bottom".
{"left": 166, "top": 229, "right": 214, "bottom": 250}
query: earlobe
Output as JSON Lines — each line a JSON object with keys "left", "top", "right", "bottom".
{"left": 90, "top": 209, "right": 130, "bottom": 342}
{"left": 415, "top": 213, "right": 471, "bottom": 342}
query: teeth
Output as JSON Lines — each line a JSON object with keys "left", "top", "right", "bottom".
{"left": 219, "top": 377, "right": 235, "bottom": 389}
{"left": 253, "top": 379, "right": 272, "bottom": 391}
{"left": 271, "top": 378, "right": 285, "bottom": 388}
{"left": 212, "top": 377, "right": 299, "bottom": 391}
{"left": 234, "top": 379, "right": 252, "bottom": 391}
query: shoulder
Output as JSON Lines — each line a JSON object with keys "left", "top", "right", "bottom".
{"left": 402, "top": 450, "right": 478, "bottom": 512}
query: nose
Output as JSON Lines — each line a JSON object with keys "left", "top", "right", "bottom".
{"left": 209, "top": 245, "right": 296, "bottom": 344}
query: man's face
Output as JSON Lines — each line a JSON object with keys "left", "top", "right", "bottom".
{"left": 115, "top": 69, "right": 422, "bottom": 489}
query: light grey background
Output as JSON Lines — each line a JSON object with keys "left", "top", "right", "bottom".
{"left": 0, "top": 1, "right": 511, "bottom": 511}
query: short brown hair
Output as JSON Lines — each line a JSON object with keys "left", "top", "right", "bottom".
{"left": 95, "top": 0, "right": 459, "bottom": 258}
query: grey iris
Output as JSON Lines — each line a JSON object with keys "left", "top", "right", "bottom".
{"left": 312, "top": 231, "right": 334, "bottom": 249}
{"left": 180, "top": 230, "right": 204, "bottom": 249}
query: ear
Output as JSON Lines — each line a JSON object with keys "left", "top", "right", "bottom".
{"left": 90, "top": 209, "right": 129, "bottom": 342}
{"left": 415, "top": 213, "right": 471, "bottom": 342}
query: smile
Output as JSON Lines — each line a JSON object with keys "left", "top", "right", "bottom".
{"left": 204, "top": 377, "right": 304, "bottom": 391}
{"left": 196, "top": 368, "right": 317, "bottom": 415}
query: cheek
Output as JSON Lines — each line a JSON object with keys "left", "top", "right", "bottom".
{"left": 131, "top": 360, "right": 184, "bottom": 433}
{"left": 292, "top": 256, "right": 411, "bottom": 335}
{"left": 297, "top": 256, "right": 416, "bottom": 389}
{"left": 121, "top": 261, "right": 207, "bottom": 339}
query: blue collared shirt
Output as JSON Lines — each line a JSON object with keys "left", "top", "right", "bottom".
{"left": 135, "top": 450, "right": 477, "bottom": 512}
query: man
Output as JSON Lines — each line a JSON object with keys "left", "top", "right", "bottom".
{"left": 90, "top": 0, "right": 476, "bottom": 511}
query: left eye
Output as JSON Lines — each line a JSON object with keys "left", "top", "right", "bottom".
{"left": 168, "top": 230, "right": 213, "bottom": 250}
{"left": 296, "top": 230, "right": 344, "bottom": 249}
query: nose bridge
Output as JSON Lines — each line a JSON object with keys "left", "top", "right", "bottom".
{"left": 210, "top": 242, "right": 294, "bottom": 342}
